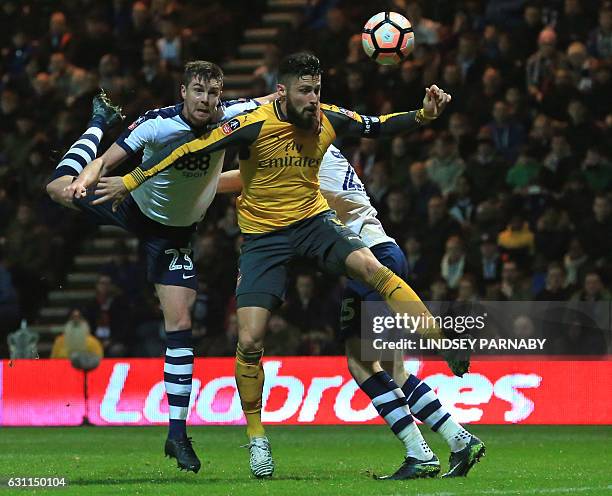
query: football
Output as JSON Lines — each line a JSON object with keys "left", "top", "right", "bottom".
{"left": 362, "top": 11, "right": 415, "bottom": 65}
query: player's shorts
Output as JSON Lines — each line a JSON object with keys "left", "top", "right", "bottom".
{"left": 339, "top": 241, "right": 408, "bottom": 341}
{"left": 236, "top": 210, "right": 366, "bottom": 310}
{"left": 52, "top": 166, "right": 197, "bottom": 290}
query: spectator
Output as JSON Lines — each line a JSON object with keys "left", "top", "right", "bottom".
{"left": 540, "top": 68, "right": 581, "bottom": 120}
{"left": 450, "top": 32, "right": 487, "bottom": 85}
{"left": 119, "top": 1, "right": 158, "bottom": 70}
{"left": 465, "top": 131, "right": 508, "bottom": 202}
{"left": 284, "top": 273, "right": 327, "bottom": 333}
{"left": 405, "top": 1, "right": 440, "bottom": 46}
{"left": 51, "top": 308, "right": 104, "bottom": 368}
{"left": 350, "top": 138, "right": 380, "bottom": 179}
{"left": 98, "top": 53, "right": 127, "bottom": 99}
{"left": 73, "top": 13, "right": 116, "bottom": 70}
{"left": 403, "top": 234, "right": 430, "bottom": 291}
{"left": 156, "top": 13, "right": 186, "bottom": 71}
{"left": 534, "top": 206, "right": 573, "bottom": 261}
{"left": 578, "top": 194, "right": 612, "bottom": 265}
{"left": 466, "top": 66, "right": 505, "bottom": 127}
{"left": 3, "top": 203, "right": 53, "bottom": 318}
{"left": 426, "top": 132, "right": 466, "bottom": 196}
{"left": 536, "top": 263, "right": 571, "bottom": 300}
{"left": 515, "top": 4, "right": 544, "bottom": 59}
{"left": 487, "top": 100, "right": 526, "bottom": 163}
{"left": 264, "top": 313, "right": 300, "bottom": 356}
{"left": 456, "top": 275, "right": 479, "bottom": 303}
{"left": 39, "top": 11, "right": 77, "bottom": 63}
{"left": 566, "top": 100, "right": 600, "bottom": 160}
{"left": 497, "top": 213, "right": 535, "bottom": 268}
{"left": 379, "top": 189, "right": 412, "bottom": 246}
{"left": 448, "top": 175, "right": 475, "bottom": 228}
{"left": 587, "top": 8, "right": 612, "bottom": 60}
{"left": 48, "top": 52, "right": 88, "bottom": 104}
{"left": 581, "top": 146, "right": 612, "bottom": 192}
{"left": 472, "top": 233, "right": 503, "bottom": 291}
{"left": 563, "top": 237, "right": 591, "bottom": 289}
{"left": 506, "top": 146, "right": 541, "bottom": 190}
{"left": 83, "top": 275, "right": 131, "bottom": 357}
{"left": 440, "top": 235, "right": 470, "bottom": 290}
{"left": 500, "top": 260, "right": 532, "bottom": 300}
{"left": 407, "top": 161, "right": 441, "bottom": 218}
{"left": 447, "top": 112, "right": 476, "bottom": 159}
{"left": 563, "top": 41, "right": 595, "bottom": 92}
{"left": 0, "top": 248, "right": 19, "bottom": 337}
{"left": 419, "top": 195, "right": 462, "bottom": 266}
{"left": 556, "top": 0, "right": 594, "bottom": 48}
{"left": 571, "top": 271, "right": 612, "bottom": 301}
{"left": 253, "top": 45, "right": 280, "bottom": 94}
{"left": 366, "top": 161, "right": 391, "bottom": 207}
{"left": 539, "top": 132, "right": 575, "bottom": 189}
{"left": 526, "top": 28, "right": 566, "bottom": 103}
{"left": 139, "top": 39, "right": 176, "bottom": 106}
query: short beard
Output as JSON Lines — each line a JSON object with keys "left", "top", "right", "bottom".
{"left": 286, "top": 97, "right": 315, "bottom": 130}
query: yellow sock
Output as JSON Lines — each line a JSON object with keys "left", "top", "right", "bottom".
{"left": 367, "top": 266, "right": 444, "bottom": 340}
{"left": 235, "top": 344, "right": 266, "bottom": 439}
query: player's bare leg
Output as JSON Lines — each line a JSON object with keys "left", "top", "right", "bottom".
{"left": 157, "top": 284, "right": 201, "bottom": 473}
{"left": 344, "top": 248, "right": 470, "bottom": 376}
{"left": 345, "top": 337, "right": 440, "bottom": 479}
{"left": 236, "top": 306, "right": 275, "bottom": 478}
{"left": 379, "top": 353, "right": 485, "bottom": 477}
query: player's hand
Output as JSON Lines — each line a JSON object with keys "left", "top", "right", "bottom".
{"left": 423, "top": 85, "right": 452, "bottom": 118}
{"left": 63, "top": 162, "right": 103, "bottom": 199}
{"left": 92, "top": 176, "right": 129, "bottom": 212}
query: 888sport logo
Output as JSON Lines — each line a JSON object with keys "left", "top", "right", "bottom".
{"left": 174, "top": 151, "right": 211, "bottom": 177}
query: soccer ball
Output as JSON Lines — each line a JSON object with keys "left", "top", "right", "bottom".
{"left": 362, "top": 11, "right": 415, "bottom": 65}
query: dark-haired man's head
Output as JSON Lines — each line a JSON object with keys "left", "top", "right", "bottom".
{"left": 181, "top": 60, "right": 224, "bottom": 127}
{"left": 277, "top": 52, "right": 322, "bottom": 130}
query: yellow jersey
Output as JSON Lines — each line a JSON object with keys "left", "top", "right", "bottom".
{"left": 123, "top": 100, "right": 422, "bottom": 233}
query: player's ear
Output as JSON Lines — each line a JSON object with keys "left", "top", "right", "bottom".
{"left": 180, "top": 84, "right": 186, "bottom": 99}
{"left": 277, "top": 83, "right": 286, "bottom": 100}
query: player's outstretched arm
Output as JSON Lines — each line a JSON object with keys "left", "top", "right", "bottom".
{"left": 64, "top": 143, "right": 128, "bottom": 199}
{"left": 217, "top": 170, "right": 243, "bottom": 194}
{"left": 324, "top": 85, "right": 451, "bottom": 139}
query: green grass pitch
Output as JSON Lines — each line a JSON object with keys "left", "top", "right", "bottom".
{"left": 1, "top": 425, "right": 610, "bottom": 495}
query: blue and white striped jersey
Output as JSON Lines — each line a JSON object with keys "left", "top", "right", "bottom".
{"left": 117, "top": 99, "right": 259, "bottom": 226}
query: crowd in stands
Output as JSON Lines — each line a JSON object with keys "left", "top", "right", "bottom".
{"left": 1, "top": 0, "right": 610, "bottom": 358}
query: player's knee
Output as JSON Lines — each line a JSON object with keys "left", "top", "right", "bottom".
{"left": 237, "top": 324, "right": 265, "bottom": 352}
{"left": 346, "top": 248, "right": 382, "bottom": 281}
{"left": 166, "top": 315, "right": 192, "bottom": 332}
{"left": 46, "top": 180, "right": 61, "bottom": 203}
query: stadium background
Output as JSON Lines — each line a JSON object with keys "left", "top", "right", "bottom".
{"left": 0, "top": 0, "right": 611, "bottom": 362}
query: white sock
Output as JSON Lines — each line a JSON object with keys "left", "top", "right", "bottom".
{"left": 397, "top": 421, "right": 434, "bottom": 460}
{"left": 437, "top": 418, "right": 472, "bottom": 452}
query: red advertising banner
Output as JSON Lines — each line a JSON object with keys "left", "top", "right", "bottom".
{"left": 1, "top": 357, "right": 610, "bottom": 426}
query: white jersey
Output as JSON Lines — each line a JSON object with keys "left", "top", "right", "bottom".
{"left": 319, "top": 144, "right": 395, "bottom": 248}
{"left": 117, "top": 99, "right": 258, "bottom": 226}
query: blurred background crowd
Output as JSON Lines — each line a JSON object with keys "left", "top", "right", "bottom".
{"left": 0, "top": 0, "right": 611, "bottom": 358}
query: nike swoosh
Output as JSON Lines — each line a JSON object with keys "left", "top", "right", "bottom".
{"left": 183, "top": 274, "right": 196, "bottom": 279}
{"left": 178, "top": 377, "right": 190, "bottom": 382}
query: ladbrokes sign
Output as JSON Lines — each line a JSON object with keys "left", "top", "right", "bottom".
{"left": 1, "top": 357, "right": 610, "bottom": 425}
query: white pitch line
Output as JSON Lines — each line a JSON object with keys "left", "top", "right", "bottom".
{"left": 383, "top": 485, "right": 612, "bottom": 496}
